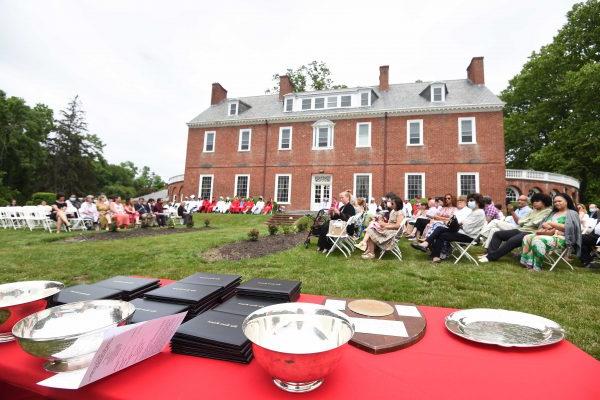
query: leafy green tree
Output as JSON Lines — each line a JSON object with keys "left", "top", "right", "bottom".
{"left": 501, "top": 0, "right": 600, "bottom": 202}
{"left": 134, "top": 166, "right": 166, "bottom": 195}
{"left": 269, "top": 61, "right": 347, "bottom": 93}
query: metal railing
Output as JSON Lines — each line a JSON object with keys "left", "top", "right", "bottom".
{"left": 506, "top": 169, "right": 580, "bottom": 189}
{"left": 168, "top": 174, "right": 184, "bottom": 184}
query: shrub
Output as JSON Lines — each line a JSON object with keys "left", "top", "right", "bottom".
{"left": 295, "top": 216, "right": 311, "bottom": 232}
{"left": 0, "top": 198, "right": 8, "bottom": 207}
{"left": 281, "top": 224, "right": 296, "bottom": 235}
{"left": 204, "top": 218, "right": 210, "bottom": 228}
{"left": 167, "top": 217, "right": 176, "bottom": 229}
{"left": 31, "top": 192, "right": 57, "bottom": 204}
{"left": 247, "top": 228, "right": 259, "bottom": 241}
{"left": 267, "top": 224, "right": 278, "bottom": 236}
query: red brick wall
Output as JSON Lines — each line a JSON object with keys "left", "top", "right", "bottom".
{"left": 181, "top": 111, "right": 506, "bottom": 209}
{"left": 506, "top": 179, "right": 579, "bottom": 203}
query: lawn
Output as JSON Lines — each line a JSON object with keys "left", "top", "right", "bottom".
{"left": 1, "top": 213, "right": 599, "bottom": 359}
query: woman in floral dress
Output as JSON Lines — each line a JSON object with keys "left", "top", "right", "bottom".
{"left": 519, "top": 193, "right": 580, "bottom": 271}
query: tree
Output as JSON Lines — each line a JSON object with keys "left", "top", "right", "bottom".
{"left": 501, "top": 0, "right": 600, "bottom": 202}
{"left": 268, "top": 61, "right": 347, "bottom": 93}
{"left": 46, "top": 96, "right": 105, "bottom": 195}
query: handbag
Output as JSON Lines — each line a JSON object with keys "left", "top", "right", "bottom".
{"left": 447, "top": 215, "right": 460, "bottom": 233}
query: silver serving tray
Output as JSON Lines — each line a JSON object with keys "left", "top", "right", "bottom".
{"left": 445, "top": 308, "right": 565, "bottom": 347}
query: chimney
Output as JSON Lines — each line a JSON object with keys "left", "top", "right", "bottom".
{"left": 279, "top": 75, "right": 294, "bottom": 100}
{"left": 379, "top": 65, "right": 389, "bottom": 91}
{"left": 466, "top": 57, "right": 485, "bottom": 85}
{"left": 211, "top": 83, "right": 227, "bottom": 105}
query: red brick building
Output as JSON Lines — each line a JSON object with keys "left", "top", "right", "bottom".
{"left": 171, "top": 57, "right": 576, "bottom": 210}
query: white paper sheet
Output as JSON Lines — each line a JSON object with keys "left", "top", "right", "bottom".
{"left": 349, "top": 317, "right": 408, "bottom": 337}
{"left": 324, "top": 299, "right": 347, "bottom": 311}
{"left": 395, "top": 305, "right": 421, "bottom": 318}
{"left": 38, "top": 311, "right": 187, "bottom": 389}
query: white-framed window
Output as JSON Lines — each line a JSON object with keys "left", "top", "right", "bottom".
{"left": 354, "top": 173, "right": 372, "bottom": 200}
{"left": 314, "top": 97, "right": 325, "bottom": 109}
{"left": 356, "top": 122, "right": 371, "bottom": 148}
{"left": 407, "top": 119, "right": 423, "bottom": 146}
{"left": 458, "top": 117, "right": 476, "bottom": 144}
{"left": 431, "top": 85, "right": 445, "bottom": 102}
{"left": 405, "top": 173, "right": 425, "bottom": 200}
{"left": 278, "top": 127, "right": 292, "bottom": 150}
{"left": 457, "top": 173, "right": 480, "bottom": 196}
{"left": 234, "top": 174, "right": 250, "bottom": 198}
{"left": 203, "top": 131, "right": 215, "bottom": 153}
{"left": 340, "top": 95, "right": 351, "bottom": 107}
{"left": 238, "top": 128, "right": 251, "bottom": 151}
{"left": 327, "top": 96, "right": 337, "bottom": 108}
{"left": 199, "top": 174, "right": 214, "bottom": 200}
{"left": 228, "top": 101, "right": 238, "bottom": 116}
{"left": 284, "top": 98, "right": 293, "bottom": 112}
{"left": 275, "top": 174, "right": 291, "bottom": 204}
{"left": 360, "top": 92, "right": 370, "bottom": 106}
{"left": 312, "top": 120, "right": 334, "bottom": 150}
{"left": 301, "top": 98, "right": 312, "bottom": 110}
{"left": 506, "top": 186, "right": 520, "bottom": 202}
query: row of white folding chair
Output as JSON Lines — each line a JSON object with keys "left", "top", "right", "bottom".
{"left": 0, "top": 207, "right": 28, "bottom": 229}
{"left": 0, "top": 206, "right": 55, "bottom": 232}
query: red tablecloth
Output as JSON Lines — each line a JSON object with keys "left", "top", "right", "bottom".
{"left": 2, "top": 292, "right": 599, "bottom": 400}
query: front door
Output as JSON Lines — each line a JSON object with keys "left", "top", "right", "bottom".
{"left": 311, "top": 174, "right": 332, "bottom": 211}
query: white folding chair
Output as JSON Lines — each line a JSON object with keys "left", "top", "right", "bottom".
{"left": 451, "top": 240, "right": 480, "bottom": 266}
{"left": 545, "top": 246, "right": 575, "bottom": 271}
{"left": 8, "top": 207, "right": 27, "bottom": 229}
{"left": 326, "top": 220, "right": 353, "bottom": 258}
{"left": 376, "top": 219, "right": 408, "bottom": 261}
{"left": 0, "top": 207, "right": 10, "bottom": 229}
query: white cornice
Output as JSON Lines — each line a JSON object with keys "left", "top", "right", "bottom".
{"left": 187, "top": 104, "right": 504, "bottom": 128}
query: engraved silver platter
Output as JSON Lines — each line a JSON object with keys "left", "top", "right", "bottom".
{"left": 445, "top": 308, "right": 565, "bottom": 347}
{"left": 12, "top": 300, "right": 135, "bottom": 372}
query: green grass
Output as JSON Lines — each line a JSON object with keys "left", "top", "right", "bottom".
{"left": 1, "top": 214, "right": 599, "bottom": 359}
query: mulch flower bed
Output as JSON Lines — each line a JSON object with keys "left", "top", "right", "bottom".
{"left": 62, "top": 227, "right": 208, "bottom": 243}
{"left": 202, "top": 232, "right": 306, "bottom": 261}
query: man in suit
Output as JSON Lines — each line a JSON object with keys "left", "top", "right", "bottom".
{"left": 136, "top": 198, "right": 156, "bottom": 226}
{"left": 588, "top": 204, "right": 598, "bottom": 219}
{"left": 317, "top": 191, "right": 356, "bottom": 253}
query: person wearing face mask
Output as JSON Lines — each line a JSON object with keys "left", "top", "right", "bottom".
{"left": 588, "top": 204, "right": 598, "bottom": 219}
{"left": 317, "top": 191, "right": 356, "bottom": 253}
{"left": 424, "top": 193, "right": 487, "bottom": 263}
{"left": 65, "top": 194, "right": 80, "bottom": 218}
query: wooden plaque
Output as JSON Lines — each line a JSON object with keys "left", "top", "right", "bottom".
{"left": 324, "top": 297, "right": 427, "bottom": 354}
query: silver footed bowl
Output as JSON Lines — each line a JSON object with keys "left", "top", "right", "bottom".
{"left": 12, "top": 300, "right": 136, "bottom": 372}
{"left": 0, "top": 280, "right": 64, "bottom": 343}
{"left": 242, "top": 303, "right": 354, "bottom": 393}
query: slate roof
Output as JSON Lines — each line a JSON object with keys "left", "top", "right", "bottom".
{"left": 188, "top": 79, "right": 504, "bottom": 127}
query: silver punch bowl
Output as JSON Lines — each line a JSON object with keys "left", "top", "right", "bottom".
{"left": 12, "top": 299, "right": 136, "bottom": 372}
{"left": 242, "top": 303, "right": 354, "bottom": 393}
{"left": 0, "top": 280, "right": 64, "bottom": 343}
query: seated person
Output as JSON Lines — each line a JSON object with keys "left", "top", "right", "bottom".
{"left": 262, "top": 199, "right": 273, "bottom": 215}
{"left": 65, "top": 194, "right": 79, "bottom": 218}
{"left": 213, "top": 196, "right": 226, "bottom": 213}
{"left": 578, "top": 204, "right": 595, "bottom": 234}
{"left": 50, "top": 194, "right": 72, "bottom": 233}
{"left": 242, "top": 198, "right": 254, "bottom": 214}
{"left": 407, "top": 200, "right": 435, "bottom": 240}
{"left": 252, "top": 197, "right": 265, "bottom": 214}
{"left": 221, "top": 197, "right": 232, "bottom": 213}
{"left": 402, "top": 199, "right": 412, "bottom": 218}
{"left": 368, "top": 198, "right": 380, "bottom": 216}
{"left": 422, "top": 194, "right": 457, "bottom": 238}
{"left": 405, "top": 201, "right": 428, "bottom": 237}
{"left": 412, "top": 196, "right": 471, "bottom": 252}
{"left": 359, "top": 196, "right": 404, "bottom": 259}
{"left": 79, "top": 195, "right": 99, "bottom": 227}
{"left": 519, "top": 193, "right": 581, "bottom": 272}
{"left": 124, "top": 198, "right": 139, "bottom": 225}
{"left": 580, "top": 219, "right": 600, "bottom": 268}
{"left": 354, "top": 197, "right": 366, "bottom": 214}
{"left": 138, "top": 198, "right": 157, "bottom": 226}
{"left": 495, "top": 204, "right": 505, "bottom": 220}
{"left": 39, "top": 200, "right": 53, "bottom": 216}
{"left": 229, "top": 197, "right": 242, "bottom": 213}
{"left": 478, "top": 193, "right": 552, "bottom": 262}
{"left": 588, "top": 204, "right": 598, "bottom": 219}
{"left": 504, "top": 195, "right": 532, "bottom": 227}
{"left": 480, "top": 195, "right": 535, "bottom": 248}
{"left": 110, "top": 196, "right": 130, "bottom": 229}
{"left": 317, "top": 191, "right": 356, "bottom": 253}
{"left": 422, "top": 193, "right": 487, "bottom": 263}
{"left": 483, "top": 196, "right": 500, "bottom": 222}
{"left": 96, "top": 194, "right": 112, "bottom": 230}
{"left": 153, "top": 198, "right": 167, "bottom": 226}
{"left": 200, "top": 198, "right": 212, "bottom": 213}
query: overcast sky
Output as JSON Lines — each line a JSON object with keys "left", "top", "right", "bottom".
{"left": 0, "top": 0, "right": 578, "bottom": 181}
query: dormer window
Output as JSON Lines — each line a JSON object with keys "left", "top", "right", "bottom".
{"left": 327, "top": 96, "right": 337, "bottom": 108}
{"left": 360, "top": 92, "right": 370, "bottom": 106}
{"left": 431, "top": 84, "right": 445, "bottom": 102}
{"left": 314, "top": 97, "right": 325, "bottom": 109}
{"left": 301, "top": 98, "right": 312, "bottom": 110}
{"left": 228, "top": 101, "right": 238, "bottom": 116}
{"left": 285, "top": 98, "right": 293, "bottom": 112}
{"left": 340, "top": 95, "right": 351, "bottom": 107}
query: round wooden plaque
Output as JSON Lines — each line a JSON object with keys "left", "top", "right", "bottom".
{"left": 347, "top": 299, "right": 394, "bottom": 317}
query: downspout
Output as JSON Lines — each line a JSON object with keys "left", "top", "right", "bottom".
{"left": 383, "top": 112, "right": 388, "bottom": 195}
{"left": 262, "top": 119, "right": 269, "bottom": 197}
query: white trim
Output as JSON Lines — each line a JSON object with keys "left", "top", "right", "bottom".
{"left": 198, "top": 174, "right": 214, "bottom": 201}
{"left": 360, "top": 91, "right": 371, "bottom": 107}
{"left": 228, "top": 101, "right": 239, "bottom": 116}
{"left": 238, "top": 128, "right": 252, "bottom": 152}
{"left": 312, "top": 120, "right": 335, "bottom": 150}
{"left": 284, "top": 98, "right": 293, "bottom": 112}
{"left": 406, "top": 119, "right": 423, "bottom": 146}
{"left": 278, "top": 126, "right": 293, "bottom": 150}
{"left": 275, "top": 174, "right": 292, "bottom": 205}
{"left": 457, "top": 172, "right": 480, "bottom": 196}
{"left": 404, "top": 173, "right": 425, "bottom": 200}
{"left": 353, "top": 173, "right": 372, "bottom": 200}
{"left": 458, "top": 117, "right": 477, "bottom": 144}
{"left": 431, "top": 84, "right": 445, "bottom": 102}
{"left": 234, "top": 174, "right": 250, "bottom": 198}
{"left": 355, "top": 122, "right": 371, "bottom": 148}
{"left": 203, "top": 131, "right": 216, "bottom": 153}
